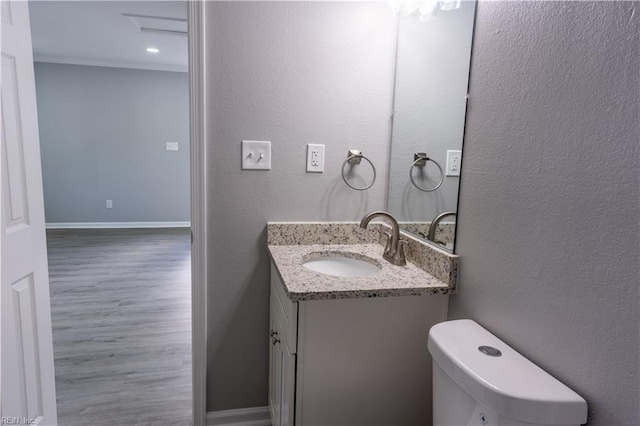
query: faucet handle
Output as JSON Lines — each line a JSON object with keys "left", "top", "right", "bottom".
{"left": 395, "top": 239, "right": 409, "bottom": 265}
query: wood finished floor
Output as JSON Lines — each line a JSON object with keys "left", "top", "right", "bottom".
{"left": 47, "top": 229, "right": 192, "bottom": 426}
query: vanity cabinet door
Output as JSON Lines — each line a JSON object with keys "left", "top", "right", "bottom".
{"left": 269, "top": 294, "right": 296, "bottom": 426}
{"left": 271, "top": 264, "right": 298, "bottom": 353}
{"left": 269, "top": 296, "right": 283, "bottom": 426}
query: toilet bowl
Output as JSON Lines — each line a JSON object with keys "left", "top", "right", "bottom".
{"left": 427, "top": 319, "right": 587, "bottom": 426}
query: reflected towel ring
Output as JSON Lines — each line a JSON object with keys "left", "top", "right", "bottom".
{"left": 409, "top": 153, "right": 444, "bottom": 192}
{"left": 341, "top": 150, "right": 376, "bottom": 191}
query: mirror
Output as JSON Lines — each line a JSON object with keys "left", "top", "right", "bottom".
{"left": 387, "top": 0, "right": 476, "bottom": 252}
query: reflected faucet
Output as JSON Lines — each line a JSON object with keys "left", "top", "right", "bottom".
{"left": 359, "top": 211, "right": 407, "bottom": 266}
{"left": 427, "top": 211, "right": 457, "bottom": 243}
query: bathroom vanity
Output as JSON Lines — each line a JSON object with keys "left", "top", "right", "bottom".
{"left": 267, "top": 223, "right": 458, "bottom": 426}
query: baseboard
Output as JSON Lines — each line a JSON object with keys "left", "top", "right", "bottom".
{"left": 45, "top": 221, "right": 191, "bottom": 229}
{"left": 206, "top": 407, "right": 270, "bottom": 426}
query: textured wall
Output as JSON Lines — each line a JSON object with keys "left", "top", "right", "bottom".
{"left": 388, "top": 1, "right": 474, "bottom": 224}
{"left": 35, "top": 63, "right": 190, "bottom": 223}
{"left": 450, "top": 2, "right": 639, "bottom": 425}
{"left": 204, "top": 2, "right": 396, "bottom": 411}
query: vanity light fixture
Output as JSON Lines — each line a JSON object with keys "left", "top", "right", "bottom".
{"left": 389, "top": 0, "right": 461, "bottom": 22}
{"left": 146, "top": 47, "right": 160, "bottom": 54}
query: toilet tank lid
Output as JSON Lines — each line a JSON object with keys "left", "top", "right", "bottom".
{"left": 427, "top": 319, "right": 587, "bottom": 425}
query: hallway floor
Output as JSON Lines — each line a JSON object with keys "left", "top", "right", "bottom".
{"left": 47, "top": 228, "right": 192, "bottom": 426}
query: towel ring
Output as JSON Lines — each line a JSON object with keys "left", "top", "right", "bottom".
{"left": 341, "top": 150, "right": 376, "bottom": 191}
{"left": 409, "top": 153, "right": 444, "bottom": 192}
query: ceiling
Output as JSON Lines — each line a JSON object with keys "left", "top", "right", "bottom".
{"left": 29, "top": 1, "right": 188, "bottom": 73}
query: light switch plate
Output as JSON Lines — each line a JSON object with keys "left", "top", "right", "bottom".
{"left": 242, "top": 140, "right": 271, "bottom": 170}
{"left": 166, "top": 142, "right": 179, "bottom": 151}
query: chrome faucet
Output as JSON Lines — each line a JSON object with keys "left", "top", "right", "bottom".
{"left": 427, "top": 211, "right": 457, "bottom": 243}
{"left": 359, "top": 211, "right": 407, "bottom": 266}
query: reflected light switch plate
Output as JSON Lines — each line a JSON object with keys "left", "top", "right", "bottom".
{"left": 166, "top": 142, "right": 179, "bottom": 151}
{"left": 242, "top": 140, "right": 271, "bottom": 170}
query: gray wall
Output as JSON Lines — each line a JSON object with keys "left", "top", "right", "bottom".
{"left": 388, "top": 1, "right": 475, "bottom": 223}
{"left": 451, "top": 2, "right": 639, "bottom": 425}
{"left": 204, "top": 2, "right": 396, "bottom": 411}
{"left": 35, "top": 63, "right": 190, "bottom": 223}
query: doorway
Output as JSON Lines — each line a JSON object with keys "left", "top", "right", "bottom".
{"left": 28, "top": 1, "right": 196, "bottom": 424}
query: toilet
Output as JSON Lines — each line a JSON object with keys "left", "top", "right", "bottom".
{"left": 427, "top": 319, "right": 588, "bottom": 426}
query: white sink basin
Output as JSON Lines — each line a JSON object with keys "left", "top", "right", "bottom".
{"left": 303, "top": 253, "right": 381, "bottom": 277}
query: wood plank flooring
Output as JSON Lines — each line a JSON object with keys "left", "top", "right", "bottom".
{"left": 46, "top": 229, "right": 192, "bottom": 426}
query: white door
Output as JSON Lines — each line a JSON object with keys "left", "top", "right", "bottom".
{"left": 1, "top": 0, "right": 58, "bottom": 424}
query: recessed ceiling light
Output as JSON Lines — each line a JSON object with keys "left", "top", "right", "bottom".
{"left": 146, "top": 47, "right": 159, "bottom": 54}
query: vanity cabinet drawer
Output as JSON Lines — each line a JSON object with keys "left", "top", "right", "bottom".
{"left": 270, "top": 264, "right": 298, "bottom": 354}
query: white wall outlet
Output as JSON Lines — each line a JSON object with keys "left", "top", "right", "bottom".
{"left": 106, "top": 199, "right": 113, "bottom": 209}
{"left": 446, "top": 150, "right": 462, "bottom": 176}
{"left": 166, "top": 142, "right": 179, "bottom": 151}
{"left": 241, "top": 140, "right": 271, "bottom": 170}
{"left": 306, "top": 144, "right": 325, "bottom": 173}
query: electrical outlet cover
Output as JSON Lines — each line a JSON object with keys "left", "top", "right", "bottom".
{"left": 446, "top": 150, "right": 462, "bottom": 177}
{"left": 306, "top": 144, "right": 325, "bottom": 173}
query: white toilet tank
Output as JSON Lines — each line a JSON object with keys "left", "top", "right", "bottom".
{"left": 427, "top": 319, "right": 587, "bottom": 426}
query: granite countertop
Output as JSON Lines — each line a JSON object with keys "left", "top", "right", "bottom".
{"left": 268, "top": 243, "right": 452, "bottom": 302}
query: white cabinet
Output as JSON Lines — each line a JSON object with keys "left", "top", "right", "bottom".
{"left": 269, "top": 263, "right": 449, "bottom": 426}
